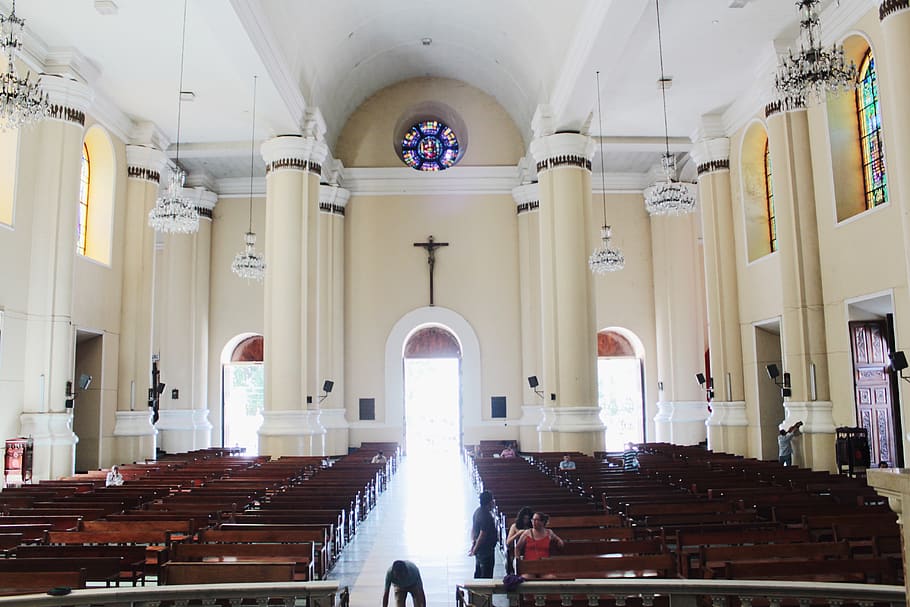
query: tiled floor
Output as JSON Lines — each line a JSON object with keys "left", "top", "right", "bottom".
{"left": 327, "top": 452, "right": 504, "bottom": 606}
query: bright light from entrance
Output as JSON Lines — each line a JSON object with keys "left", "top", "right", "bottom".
{"left": 404, "top": 357, "right": 460, "bottom": 457}
{"left": 598, "top": 357, "right": 644, "bottom": 451}
{"left": 223, "top": 363, "right": 264, "bottom": 456}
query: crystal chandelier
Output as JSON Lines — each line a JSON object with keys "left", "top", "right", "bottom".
{"left": 148, "top": 0, "right": 199, "bottom": 234}
{"left": 0, "top": 0, "right": 49, "bottom": 130}
{"left": 643, "top": 0, "right": 696, "bottom": 217}
{"left": 589, "top": 71, "right": 624, "bottom": 274}
{"left": 775, "top": 0, "right": 857, "bottom": 104}
{"left": 231, "top": 75, "right": 265, "bottom": 282}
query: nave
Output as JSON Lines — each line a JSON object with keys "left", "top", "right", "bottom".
{"left": 327, "top": 453, "right": 497, "bottom": 607}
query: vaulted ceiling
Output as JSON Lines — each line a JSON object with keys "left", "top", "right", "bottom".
{"left": 13, "top": 0, "right": 871, "bottom": 189}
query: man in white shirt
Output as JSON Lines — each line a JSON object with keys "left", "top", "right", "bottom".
{"left": 559, "top": 454, "right": 576, "bottom": 470}
{"left": 372, "top": 451, "right": 388, "bottom": 464}
{"left": 778, "top": 421, "right": 803, "bottom": 466}
{"left": 105, "top": 465, "right": 124, "bottom": 487}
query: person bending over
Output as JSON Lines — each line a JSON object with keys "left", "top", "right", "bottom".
{"left": 778, "top": 421, "right": 803, "bottom": 466}
{"left": 382, "top": 560, "right": 426, "bottom": 607}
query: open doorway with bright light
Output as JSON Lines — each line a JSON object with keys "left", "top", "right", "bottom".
{"left": 597, "top": 328, "right": 645, "bottom": 451}
{"left": 403, "top": 326, "right": 462, "bottom": 458}
{"left": 221, "top": 335, "right": 264, "bottom": 456}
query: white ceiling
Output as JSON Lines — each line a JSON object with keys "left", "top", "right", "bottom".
{"left": 11, "top": 0, "right": 873, "bottom": 188}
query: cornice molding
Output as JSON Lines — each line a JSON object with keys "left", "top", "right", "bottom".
{"left": 530, "top": 133, "right": 596, "bottom": 168}
{"left": 180, "top": 186, "right": 217, "bottom": 212}
{"left": 260, "top": 135, "right": 328, "bottom": 167}
{"left": 126, "top": 145, "right": 167, "bottom": 175}
{"left": 343, "top": 166, "right": 519, "bottom": 196}
{"left": 690, "top": 137, "right": 731, "bottom": 168}
{"left": 40, "top": 74, "right": 93, "bottom": 116}
{"left": 216, "top": 177, "right": 266, "bottom": 198}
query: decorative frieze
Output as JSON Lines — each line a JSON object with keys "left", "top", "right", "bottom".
{"left": 536, "top": 155, "right": 592, "bottom": 173}
{"left": 516, "top": 200, "right": 540, "bottom": 214}
{"left": 319, "top": 202, "right": 346, "bottom": 216}
{"left": 265, "top": 158, "right": 322, "bottom": 175}
{"left": 880, "top": 0, "right": 909, "bottom": 20}
{"left": 765, "top": 97, "right": 806, "bottom": 118}
{"left": 195, "top": 206, "right": 213, "bottom": 220}
{"left": 47, "top": 104, "right": 85, "bottom": 126}
{"left": 696, "top": 159, "right": 730, "bottom": 176}
{"left": 126, "top": 166, "right": 160, "bottom": 183}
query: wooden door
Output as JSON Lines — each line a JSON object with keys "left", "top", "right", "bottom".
{"left": 849, "top": 321, "right": 896, "bottom": 467}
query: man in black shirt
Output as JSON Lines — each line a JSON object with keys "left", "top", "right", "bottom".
{"left": 469, "top": 490, "right": 497, "bottom": 578}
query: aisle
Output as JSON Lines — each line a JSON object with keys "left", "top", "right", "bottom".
{"left": 327, "top": 452, "right": 503, "bottom": 606}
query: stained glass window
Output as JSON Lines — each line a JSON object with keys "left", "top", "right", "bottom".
{"left": 77, "top": 143, "right": 90, "bottom": 256}
{"left": 764, "top": 140, "right": 777, "bottom": 253}
{"left": 856, "top": 51, "right": 888, "bottom": 209}
{"left": 400, "top": 120, "right": 459, "bottom": 171}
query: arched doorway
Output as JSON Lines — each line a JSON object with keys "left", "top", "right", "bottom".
{"left": 403, "top": 326, "right": 462, "bottom": 457}
{"left": 221, "top": 334, "right": 264, "bottom": 455}
{"left": 597, "top": 328, "right": 645, "bottom": 451}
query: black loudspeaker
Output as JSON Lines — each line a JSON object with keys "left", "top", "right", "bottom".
{"left": 491, "top": 396, "right": 506, "bottom": 418}
{"left": 156, "top": 382, "right": 166, "bottom": 395}
{"left": 890, "top": 351, "right": 908, "bottom": 372}
{"left": 695, "top": 373, "right": 706, "bottom": 386}
{"left": 766, "top": 364, "right": 780, "bottom": 379}
{"left": 527, "top": 376, "right": 539, "bottom": 389}
{"left": 323, "top": 380, "right": 335, "bottom": 393}
{"left": 78, "top": 373, "right": 93, "bottom": 390}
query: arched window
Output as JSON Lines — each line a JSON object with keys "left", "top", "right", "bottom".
{"left": 856, "top": 50, "right": 888, "bottom": 209}
{"left": 764, "top": 141, "right": 777, "bottom": 253}
{"left": 77, "top": 143, "right": 90, "bottom": 255}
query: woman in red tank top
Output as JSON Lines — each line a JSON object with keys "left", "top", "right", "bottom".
{"left": 516, "top": 512, "right": 565, "bottom": 565}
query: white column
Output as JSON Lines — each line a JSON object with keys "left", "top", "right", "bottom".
{"left": 260, "top": 134, "right": 328, "bottom": 456}
{"left": 317, "top": 184, "right": 350, "bottom": 456}
{"left": 530, "top": 133, "right": 604, "bottom": 454}
{"left": 514, "top": 182, "right": 543, "bottom": 451}
{"left": 155, "top": 187, "right": 215, "bottom": 453}
{"left": 20, "top": 76, "right": 92, "bottom": 479}
{"left": 113, "top": 145, "right": 165, "bottom": 464}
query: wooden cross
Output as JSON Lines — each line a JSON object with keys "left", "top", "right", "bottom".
{"left": 413, "top": 235, "right": 449, "bottom": 306}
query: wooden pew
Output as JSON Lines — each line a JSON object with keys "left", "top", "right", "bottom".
{"left": 200, "top": 527, "right": 330, "bottom": 578}
{"left": 14, "top": 544, "right": 148, "bottom": 585}
{"left": 708, "top": 557, "right": 899, "bottom": 584}
{"left": 171, "top": 541, "right": 315, "bottom": 580}
{"left": 0, "top": 570, "right": 86, "bottom": 596}
{"left": 517, "top": 554, "right": 677, "bottom": 579}
{"left": 0, "top": 556, "right": 125, "bottom": 587}
{"left": 693, "top": 541, "right": 850, "bottom": 579}
{"left": 160, "top": 560, "right": 296, "bottom": 585}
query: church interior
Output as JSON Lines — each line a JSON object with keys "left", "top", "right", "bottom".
{"left": 0, "top": 0, "right": 909, "bottom": 601}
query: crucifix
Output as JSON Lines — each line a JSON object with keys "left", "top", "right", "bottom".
{"left": 413, "top": 235, "right": 449, "bottom": 306}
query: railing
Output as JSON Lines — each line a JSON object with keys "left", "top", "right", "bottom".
{"left": 0, "top": 580, "right": 346, "bottom": 607}
{"left": 457, "top": 579, "right": 906, "bottom": 607}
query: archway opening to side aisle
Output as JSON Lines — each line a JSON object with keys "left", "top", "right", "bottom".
{"left": 597, "top": 328, "right": 645, "bottom": 451}
{"left": 221, "top": 334, "right": 264, "bottom": 456}
{"left": 403, "top": 325, "right": 462, "bottom": 458}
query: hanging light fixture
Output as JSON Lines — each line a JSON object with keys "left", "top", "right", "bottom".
{"left": 643, "top": 0, "right": 696, "bottom": 217}
{"left": 148, "top": 0, "right": 199, "bottom": 234}
{"left": 231, "top": 75, "right": 265, "bottom": 282}
{"left": 589, "top": 71, "right": 624, "bottom": 274}
{"left": 774, "top": 0, "right": 856, "bottom": 104}
{"left": 0, "top": 0, "right": 49, "bottom": 130}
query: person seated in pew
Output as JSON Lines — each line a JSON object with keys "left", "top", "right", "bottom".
{"left": 622, "top": 443, "right": 640, "bottom": 471}
{"left": 559, "top": 455, "right": 576, "bottom": 470}
{"left": 372, "top": 451, "right": 388, "bottom": 465}
{"left": 105, "top": 465, "right": 124, "bottom": 487}
{"left": 382, "top": 559, "right": 426, "bottom": 607}
{"left": 516, "top": 512, "right": 565, "bottom": 573}
{"left": 500, "top": 443, "right": 517, "bottom": 458}
{"left": 505, "top": 506, "right": 533, "bottom": 575}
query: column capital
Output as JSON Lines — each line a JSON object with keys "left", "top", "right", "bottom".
{"left": 691, "top": 138, "right": 731, "bottom": 177}
{"left": 765, "top": 96, "right": 806, "bottom": 119}
{"left": 126, "top": 145, "right": 166, "bottom": 184}
{"left": 880, "top": 0, "right": 910, "bottom": 22}
{"left": 40, "top": 74, "right": 93, "bottom": 127}
{"left": 179, "top": 186, "right": 217, "bottom": 217}
{"left": 318, "top": 184, "right": 350, "bottom": 216}
{"left": 261, "top": 135, "right": 328, "bottom": 175}
{"left": 529, "top": 133, "right": 594, "bottom": 172}
{"left": 512, "top": 182, "right": 540, "bottom": 214}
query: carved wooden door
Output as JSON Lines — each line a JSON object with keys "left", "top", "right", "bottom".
{"left": 849, "top": 321, "right": 896, "bottom": 467}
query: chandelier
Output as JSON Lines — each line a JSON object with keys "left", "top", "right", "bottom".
{"left": 589, "top": 71, "right": 624, "bottom": 274}
{"left": 0, "top": 0, "right": 49, "bottom": 130}
{"left": 231, "top": 75, "right": 265, "bottom": 282}
{"left": 643, "top": 0, "right": 696, "bottom": 217}
{"left": 775, "top": 0, "right": 856, "bottom": 103}
{"left": 148, "top": 0, "right": 199, "bottom": 234}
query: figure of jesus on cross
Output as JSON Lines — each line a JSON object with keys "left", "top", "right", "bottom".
{"left": 413, "top": 235, "right": 449, "bottom": 306}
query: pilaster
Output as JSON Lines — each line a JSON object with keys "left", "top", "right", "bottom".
{"left": 518, "top": 405, "right": 544, "bottom": 452}
{"left": 784, "top": 401, "right": 836, "bottom": 471}
{"left": 258, "top": 410, "right": 326, "bottom": 457}
{"left": 19, "top": 412, "right": 77, "bottom": 481}
{"left": 112, "top": 411, "right": 157, "bottom": 465}
{"left": 705, "top": 401, "right": 748, "bottom": 454}
{"left": 513, "top": 183, "right": 543, "bottom": 419}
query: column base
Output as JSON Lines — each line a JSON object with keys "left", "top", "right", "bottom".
{"left": 705, "top": 401, "right": 748, "bottom": 454}
{"left": 156, "top": 409, "right": 212, "bottom": 454}
{"left": 112, "top": 410, "right": 157, "bottom": 465}
{"left": 653, "top": 402, "right": 672, "bottom": 442}
{"left": 666, "top": 401, "right": 710, "bottom": 446}
{"left": 518, "top": 405, "right": 544, "bottom": 452}
{"left": 259, "top": 410, "right": 326, "bottom": 457}
{"left": 19, "top": 412, "right": 78, "bottom": 481}
{"left": 538, "top": 406, "right": 605, "bottom": 454}
{"left": 319, "top": 408, "right": 350, "bottom": 456}
{"left": 783, "top": 401, "right": 835, "bottom": 472}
